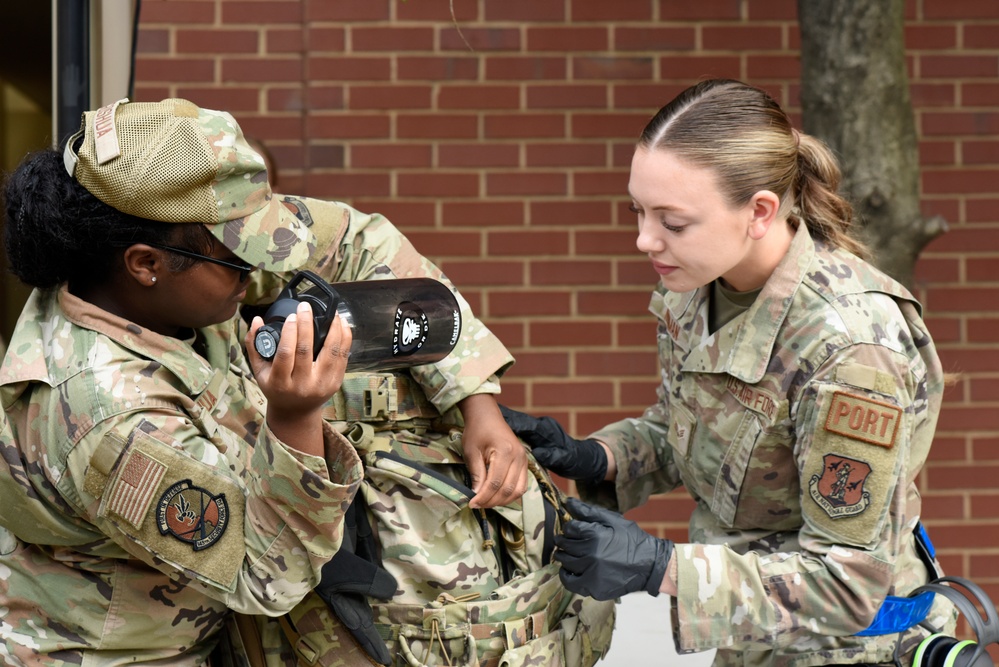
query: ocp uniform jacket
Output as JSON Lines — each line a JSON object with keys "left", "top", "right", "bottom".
{"left": 584, "top": 223, "right": 954, "bottom": 667}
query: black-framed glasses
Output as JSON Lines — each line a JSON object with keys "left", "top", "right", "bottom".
{"left": 145, "top": 242, "right": 255, "bottom": 282}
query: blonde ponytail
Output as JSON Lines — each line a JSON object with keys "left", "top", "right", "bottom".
{"left": 794, "top": 133, "right": 868, "bottom": 259}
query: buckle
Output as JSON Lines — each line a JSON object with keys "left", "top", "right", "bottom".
{"left": 363, "top": 381, "right": 398, "bottom": 420}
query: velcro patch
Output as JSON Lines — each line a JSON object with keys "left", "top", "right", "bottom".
{"left": 102, "top": 422, "right": 246, "bottom": 588}
{"left": 93, "top": 98, "right": 128, "bottom": 164}
{"left": 824, "top": 391, "right": 901, "bottom": 449}
{"left": 835, "top": 362, "right": 897, "bottom": 395}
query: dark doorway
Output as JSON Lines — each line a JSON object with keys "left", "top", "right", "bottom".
{"left": 0, "top": 2, "right": 53, "bottom": 345}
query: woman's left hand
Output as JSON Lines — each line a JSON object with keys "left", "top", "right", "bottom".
{"left": 458, "top": 394, "right": 529, "bottom": 509}
{"left": 245, "top": 302, "right": 352, "bottom": 456}
{"left": 555, "top": 497, "right": 674, "bottom": 601}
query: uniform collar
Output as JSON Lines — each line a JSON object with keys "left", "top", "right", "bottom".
{"left": 0, "top": 286, "right": 218, "bottom": 399}
{"left": 725, "top": 223, "right": 814, "bottom": 382}
{"left": 651, "top": 223, "right": 815, "bottom": 383}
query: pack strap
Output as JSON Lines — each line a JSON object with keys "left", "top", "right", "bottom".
{"left": 325, "top": 373, "right": 439, "bottom": 423}
{"left": 529, "top": 459, "right": 568, "bottom": 566}
{"left": 372, "top": 577, "right": 567, "bottom": 649}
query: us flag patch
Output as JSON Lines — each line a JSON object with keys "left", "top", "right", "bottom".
{"left": 108, "top": 449, "right": 167, "bottom": 528}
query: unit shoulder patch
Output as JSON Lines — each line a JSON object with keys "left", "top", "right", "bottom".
{"left": 824, "top": 391, "right": 901, "bottom": 449}
{"left": 157, "top": 479, "right": 230, "bottom": 551}
{"left": 808, "top": 453, "right": 872, "bottom": 519}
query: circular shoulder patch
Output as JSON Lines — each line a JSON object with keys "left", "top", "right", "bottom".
{"left": 157, "top": 479, "right": 230, "bottom": 551}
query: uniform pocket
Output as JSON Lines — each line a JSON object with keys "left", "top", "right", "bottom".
{"left": 561, "top": 593, "right": 616, "bottom": 666}
{"left": 709, "top": 411, "right": 763, "bottom": 528}
{"left": 498, "top": 628, "right": 565, "bottom": 667}
{"left": 397, "top": 623, "right": 478, "bottom": 667}
{"left": 721, "top": 419, "right": 798, "bottom": 531}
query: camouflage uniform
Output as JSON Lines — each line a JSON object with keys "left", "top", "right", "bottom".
{"left": 0, "top": 195, "right": 513, "bottom": 666}
{"left": 582, "top": 224, "right": 950, "bottom": 666}
{"left": 0, "top": 286, "right": 363, "bottom": 667}
{"left": 259, "top": 196, "right": 523, "bottom": 667}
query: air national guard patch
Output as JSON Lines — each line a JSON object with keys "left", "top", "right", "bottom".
{"left": 808, "top": 454, "right": 872, "bottom": 519}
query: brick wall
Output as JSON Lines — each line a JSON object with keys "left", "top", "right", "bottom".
{"left": 135, "top": 0, "right": 999, "bottom": 591}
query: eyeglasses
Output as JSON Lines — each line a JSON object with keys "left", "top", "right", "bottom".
{"left": 145, "top": 242, "right": 256, "bottom": 282}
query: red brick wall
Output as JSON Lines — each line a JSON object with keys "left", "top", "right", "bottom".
{"left": 135, "top": 0, "right": 999, "bottom": 589}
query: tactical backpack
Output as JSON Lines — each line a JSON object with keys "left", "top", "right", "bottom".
{"left": 277, "top": 373, "right": 616, "bottom": 667}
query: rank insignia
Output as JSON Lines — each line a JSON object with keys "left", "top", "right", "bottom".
{"left": 808, "top": 454, "right": 872, "bottom": 519}
{"left": 157, "top": 480, "right": 229, "bottom": 550}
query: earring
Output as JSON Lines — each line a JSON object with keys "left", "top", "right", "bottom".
{"left": 151, "top": 276, "right": 157, "bottom": 284}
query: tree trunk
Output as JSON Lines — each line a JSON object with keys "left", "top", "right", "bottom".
{"left": 797, "top": 0, "right": 946, "bottom": 288}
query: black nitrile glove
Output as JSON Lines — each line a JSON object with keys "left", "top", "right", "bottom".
{"left": 499, "top": 405, "right": 608, "bottom": 484}
{"left": 315, "top": 549, "right": 398, "bottom": 666}
{"left": 554, "top": 497, "right": 673, "bottom": 601}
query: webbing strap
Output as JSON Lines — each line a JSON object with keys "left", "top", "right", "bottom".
{"left": 373, "top": 576, "right": 567, "bottom": 647}
{"left": 529, "top": 460, "right": 564, "bottom": 566}
{"left": 915, "top": 521, "right": 940, "bottom": 578}
{"left": 326, "top": 373, "right": 439, "bottom": 423}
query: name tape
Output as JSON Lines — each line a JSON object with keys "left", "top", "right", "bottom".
{"left": 93, "top": 98, "right": 129, "bottom": 165}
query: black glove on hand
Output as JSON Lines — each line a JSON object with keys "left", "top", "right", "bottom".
{"left": 499, "top": 405, "right": 608, "bottom": 484}
{"left": 314, "top": 549, "right": 398, "bottom": 666}
{"left": 554, "top": 497, "right": 673, "bottom": 601}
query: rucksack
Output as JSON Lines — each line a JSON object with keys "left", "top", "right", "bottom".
{"left": 277, "top": 372, "right": 616, "bottom": 667}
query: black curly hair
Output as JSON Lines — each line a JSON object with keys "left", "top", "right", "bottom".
{"left": 2, "top": 148, "right": 213, "bottom": 290}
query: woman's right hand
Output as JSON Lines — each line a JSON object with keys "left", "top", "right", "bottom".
{"left": 245, "top": 301, "right": 352, "bottom": 456}
{"left": 499, "top": 405, "right": 611, "bottom": 484}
